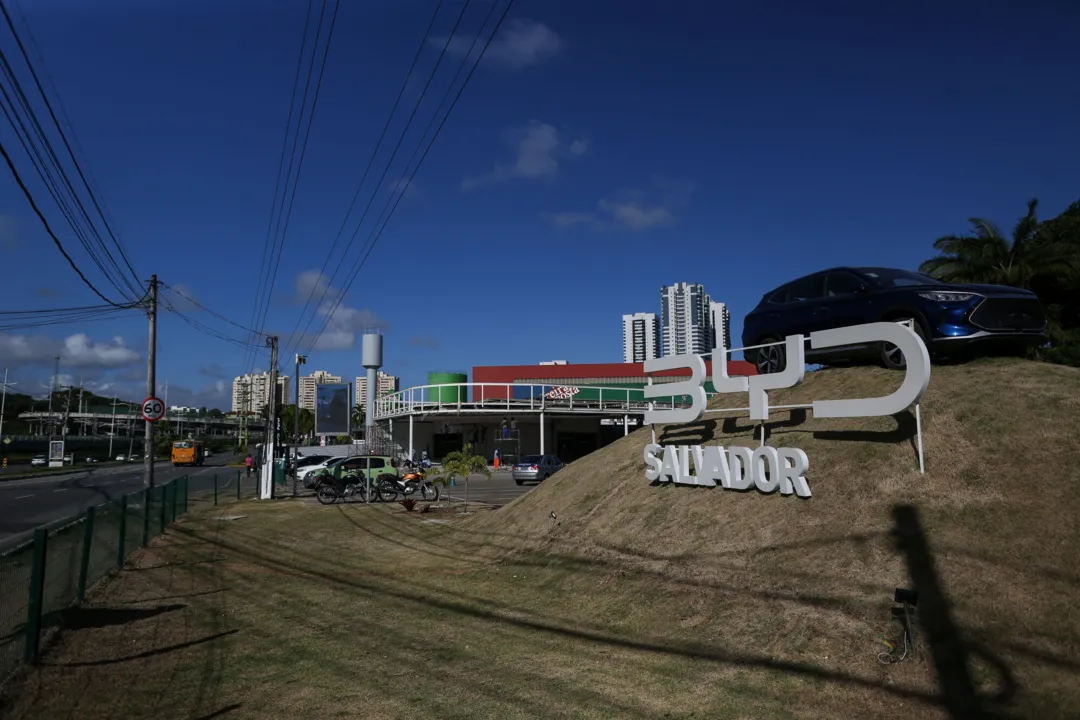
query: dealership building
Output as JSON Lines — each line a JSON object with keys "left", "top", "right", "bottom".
{"left": 374, "top": 360, "right": 756, "bottom": 464}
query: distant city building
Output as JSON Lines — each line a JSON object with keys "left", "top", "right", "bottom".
{"left": 622, "top": 312, "right": 660, "bottom": 363}
{"left": 711, "top": 301, "right": 732, "bottom": 351}
{"left": 231, "top": 372, "right": 290, "bottom": 414}
{"left": 660, "top": 282, "right": 713, "bottom": 356}
{"left": 168, "top": 405, "right": 199, "bottom": 415}
{"left": 355, "top": 371, "right": 399, "bottom": 410}
{"left": 297, "top": 370, "right": 342, "bottom": 412}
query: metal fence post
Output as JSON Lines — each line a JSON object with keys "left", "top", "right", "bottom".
{"left": 159, "top": 483, "right": 167, "bottom": 534}
{"left": 117, "top": 495, "right": 128, "bottom": 569}
{"left": 214, "top": 473, "right": 219, "bottom": 506}
{"left": 142, "top": 487, "right": 151, "bottom": 547}
{"left": 76, "top": 506, "right": 96, "bottom": 603}
{"left": 237, "top": 469, "right": 242, "bottom": 500}
{"left": 24, "top": 528, "right": 48, "bottom": 663}
{"left": 183, "top": 475, "right": 189, "bottom": 513}
{"left": 171, "top": 478, "right": 178, "bottom": 521}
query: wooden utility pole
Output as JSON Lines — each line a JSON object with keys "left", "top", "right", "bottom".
{"left": 144, "top": 274, "right": 158, "bottom": 488}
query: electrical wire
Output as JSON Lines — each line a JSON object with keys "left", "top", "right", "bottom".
{"left": 1, "top": 0, "right": 141, "bottom": 298}
{"left": 288, "top": 0, "right": 474, "bottom": 358}
{"left": 283, "top": 0, "right": 446, "bottom": 356}
{"left": 303, "top": 0, "right": 514, "bottom": 355}
{"left": 243, "top": 0, "right": 339, "bottom": 373}
{"left": 159, "top": 282, "right": 263, "bottom": 336}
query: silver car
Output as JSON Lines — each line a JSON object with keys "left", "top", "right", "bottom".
{"left": 511, "top": 454, "right": 564, "bottom": 485}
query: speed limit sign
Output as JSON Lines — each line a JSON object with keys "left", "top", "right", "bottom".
{"left": 142, "top": 396, "right": 166, "bottom": 422}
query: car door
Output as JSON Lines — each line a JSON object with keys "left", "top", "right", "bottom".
{"left": 781, "top": 274, "right": 827, "bottom": 335}
{"left": 816, "top": 271, "right": 872, "bottom": 332}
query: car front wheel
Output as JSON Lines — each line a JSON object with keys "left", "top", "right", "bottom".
{"left": 880, "top": 318, "right": 927, "bottom": 370}
{"left": 754, "top": 339, "right": 786, "bottom": 375}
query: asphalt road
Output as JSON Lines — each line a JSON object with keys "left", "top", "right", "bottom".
{"left": 0, "top": 460, "right": 244, "bottom": 551}
{"left": 441, "top": 469, "right": 541, "bottom": 506}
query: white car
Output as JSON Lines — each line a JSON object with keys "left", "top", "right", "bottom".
{"left": 115, "top": 455, "right": 126, "bottom": 462}
{"left": 30, "top": 455, "right": 47, "bottom": 467}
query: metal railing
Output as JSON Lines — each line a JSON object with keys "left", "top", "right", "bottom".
{"left": 0, "top": 469, "right": 261, "bottom": 682}
{"left": 372, "top": 383, "right": 702, "bottom": 420}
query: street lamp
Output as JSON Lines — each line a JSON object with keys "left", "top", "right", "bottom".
{"left": 1, "top": 369, "right": 16, "bottom": 463}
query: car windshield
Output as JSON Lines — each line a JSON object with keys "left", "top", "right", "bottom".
{"left": 856, "top": 267, "right": 943, "bottom": 287}
{"left": 519, "top": 455, "right": 543, "bottom": 464}
{"left": 173, "top": 441, "right": 193, "bottom": 449}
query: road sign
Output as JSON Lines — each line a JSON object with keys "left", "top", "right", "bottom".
{"left": 142, "top": 396, "right": 166, "bottom": 422}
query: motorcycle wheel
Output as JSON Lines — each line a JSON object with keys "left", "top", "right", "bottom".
{"left": 377, "top": 478, "right": 400, "bottom": 502}
{"left": 421, "top": 481, "right": 440, "bottom": 501}
{"left": 315, "top": 482, "right": 339, "bottom": 505}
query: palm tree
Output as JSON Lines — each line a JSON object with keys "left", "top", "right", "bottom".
{"left": 432, "top": 443, "right": 490, "bottom": 513}
{"left": 351, "top": 404, "right": 365, "bottom": 431}
{"left": 919, "top": 199, "right": 1072, "bottom": 289}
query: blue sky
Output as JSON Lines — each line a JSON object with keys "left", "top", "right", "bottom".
{"left": 1, "top": 0, "right": 1078, "bottom": 409}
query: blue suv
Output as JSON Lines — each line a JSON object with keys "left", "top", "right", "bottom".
{"left": 741, "top": 267, "right": 1048, "bottom": 373}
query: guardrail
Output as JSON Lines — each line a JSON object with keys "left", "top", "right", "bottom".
{"left": 0, "top": 470, "right": 262, "bottom": 682}
{"left": 373, "top": 382, "right": 700, "bottom": 420}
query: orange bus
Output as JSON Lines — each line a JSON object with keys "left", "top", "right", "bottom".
{"left": 171, "top": 440, "right": 205, "bottom": 467}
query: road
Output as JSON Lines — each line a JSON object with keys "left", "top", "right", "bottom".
{"left": 0, "top": 466, "right": 542, "bottom": 551}
{"left": 0, "top": 460, "right": 244, "bottom": 551}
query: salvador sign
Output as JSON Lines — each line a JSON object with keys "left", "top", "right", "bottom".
{"left": 641, "top": 322, "right": 932, "bottom": 499}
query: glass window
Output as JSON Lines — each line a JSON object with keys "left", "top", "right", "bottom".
{"left": 856, "top": 267, "right": 943, "bottom": 287}
{"left": 824, "top": 272, "right": 865, "bottom": 297}
{"left": 786, "top": 275, "right": 825, "bottom": 302}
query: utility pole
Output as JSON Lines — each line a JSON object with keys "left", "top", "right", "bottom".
{"left": 47, "top": 354, "right": 59, "bottom": 438}
{"left": 144, "top": 274, "right": 158, "bottom": 488}
{"left": 1, "top": 369, "right": 15, "bottom": 453}
{"left": 261, "top": 336, "right": 279, "bottom": 500}
{"left": 293, "top": 353, "right": 306, "bottom": 497}
{"left": 109, "top": 394, "right": 117, "bottom": 459}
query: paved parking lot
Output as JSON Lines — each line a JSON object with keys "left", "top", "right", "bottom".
{"left": 442, "top": 469, "right": 539, "bottom": 506}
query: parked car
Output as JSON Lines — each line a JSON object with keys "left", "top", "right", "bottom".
{"left": 291, "top": 453, "right": 331, "bottom": 476}
{"left": 115, "top": 454, "right": 126, "bottom": 462}
{"left": 511, "top": 454, "right": 565, "bottom": 485}
{"left": 30, "top": 455, "right": 47, "bottom": 467}
{"left": 299, "top": 454, "right": 398, "bottom": 489}
{"left": 741, "top": 267, "right": 1049, "bottom": 373}
{"left": 84, "top": 456, "right": 99, "bottom": 463}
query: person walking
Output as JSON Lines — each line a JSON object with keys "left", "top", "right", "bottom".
{"left": 245, "top": 453, "right": 253, "bottom": 478}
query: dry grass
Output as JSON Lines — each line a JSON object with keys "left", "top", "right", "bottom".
{"left": 0, "top": 357, "right": 1078, "bottom": 719}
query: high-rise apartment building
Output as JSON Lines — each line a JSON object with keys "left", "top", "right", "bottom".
{"left": 622, "top": 312, "right": 660, "bottom": 363}
{"left": 660, "top": 282, "right": 714, "bottom": 356}
{"left": 355, "top": 371, "right": 399, "bottom": 409}
{"left": 231, "top": 372, "right": 290, "bottom": 414}
{"left": 297, "top": 370, "right": 342, "bottom": 412}
{"left": 710, "top": 301, "right": 732, "bottom": 351}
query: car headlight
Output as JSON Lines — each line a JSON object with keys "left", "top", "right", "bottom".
{"left": 918, "top": 291, "right": 976, "bottom": 302}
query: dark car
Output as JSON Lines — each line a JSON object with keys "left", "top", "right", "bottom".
{"left": 741, "top": 267, "right": 1048, "bottom": 373}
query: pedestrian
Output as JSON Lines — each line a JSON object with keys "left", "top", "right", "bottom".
{"left": 245, "top": 453, "right": 253, "bottom": 478}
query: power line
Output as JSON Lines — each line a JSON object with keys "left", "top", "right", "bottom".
{"left": 284, "top": 0, "right": 447, "bottom": 356}
{"left": 160, "top": 282, "right": 264, "bottom": 336}
{"left": 304, "top": 0, "right": 514, "bottom": 354}
{"left": 288, "top": 0, "right": 476, "bottom": 357}
{"left": 0, "top": 137, "right": 130, "bottom": 306}
{"left": 0, "top": 0, "right": 140, "bottom": 296}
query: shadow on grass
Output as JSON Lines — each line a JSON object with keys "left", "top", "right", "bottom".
{"left": 41, "top": 629, "right": 238, "bottom": 668}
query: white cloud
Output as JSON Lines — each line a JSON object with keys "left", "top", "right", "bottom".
{"left": 289, "top": 270, "right": 387, "bottom": 352}
{"left": 433, "top": 19, "right": 562, "bottom": 71}
{"left": 0, "top": 332, "right": 141, "bottom": 369}
{"left": 550, "top": 177, "right": 693, "bottom": 232}
{"left": 597, "top": 199, "right": 674, "bottom": 230}
{"left": 463, "top": 121, "right": 588, "bottom": 190}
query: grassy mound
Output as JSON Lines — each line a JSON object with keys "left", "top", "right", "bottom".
{"left": 471, "top": 357, "right": 1080, "bottom": 718}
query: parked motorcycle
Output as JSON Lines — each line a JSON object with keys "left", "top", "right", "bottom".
{"left": 312, "top": 467, "right": 369, "bottom": 505}
{"left": 399, "top": 460, "right": 441, "bottom": 501}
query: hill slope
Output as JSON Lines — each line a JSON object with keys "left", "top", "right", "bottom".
{"left": 471, "top": 357, "right": 1080, "bottom": 718}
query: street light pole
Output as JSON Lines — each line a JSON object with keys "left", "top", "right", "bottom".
{"left": 293, "top": 354, "right": 306, "bottom": 498}
{"left": 0, "top": 368, "right": 15, "bottom": 450}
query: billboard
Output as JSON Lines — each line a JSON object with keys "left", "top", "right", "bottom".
{"left": 315, "top": 383, "right": 351, "bottom": 436}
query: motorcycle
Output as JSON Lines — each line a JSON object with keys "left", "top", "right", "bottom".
{"left": 397, "top": 460, "right": 441, "bottom": 501}
{"left": 312, "top": 467, "right": 370, "bottom": 505}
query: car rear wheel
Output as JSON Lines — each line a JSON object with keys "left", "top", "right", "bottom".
{"left": 754, "top": 339, "right": 785, "bottom": 375}
{"left": 880, "top": 318, "right": 927, "bottom": 370}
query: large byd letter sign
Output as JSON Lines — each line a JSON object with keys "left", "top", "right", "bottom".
{"left": 642, "top": 322, "right": 931, "bottom": 499}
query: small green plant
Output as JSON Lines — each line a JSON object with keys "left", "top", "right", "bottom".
{"left": 431, "top": 443, "right": 490, "bottom": 513}
{"left": 400, "top": 497, "right": 417, "bottom": 512}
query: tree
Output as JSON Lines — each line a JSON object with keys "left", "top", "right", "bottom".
{"left": 432, "top": 442, "right": 490, "bottom": 513}
{"left": 352, "top": 404, "right": 365, "bottom": 434}
{"left": 281, "top": 404, "right": 315, "bottom": 443}
{"left": 918, "top": 199, "right": 1073, "bottom": 288}
{"left": 919, "top": 198, "right": 1080, "bottom": 362}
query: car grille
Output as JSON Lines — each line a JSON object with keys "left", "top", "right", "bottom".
{"left": 969, "top": 297, "right": 1046, "bottom": 332}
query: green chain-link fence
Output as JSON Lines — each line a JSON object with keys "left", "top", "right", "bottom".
{"left": 0, "top": 468, "right": 261, "bottom": 683}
